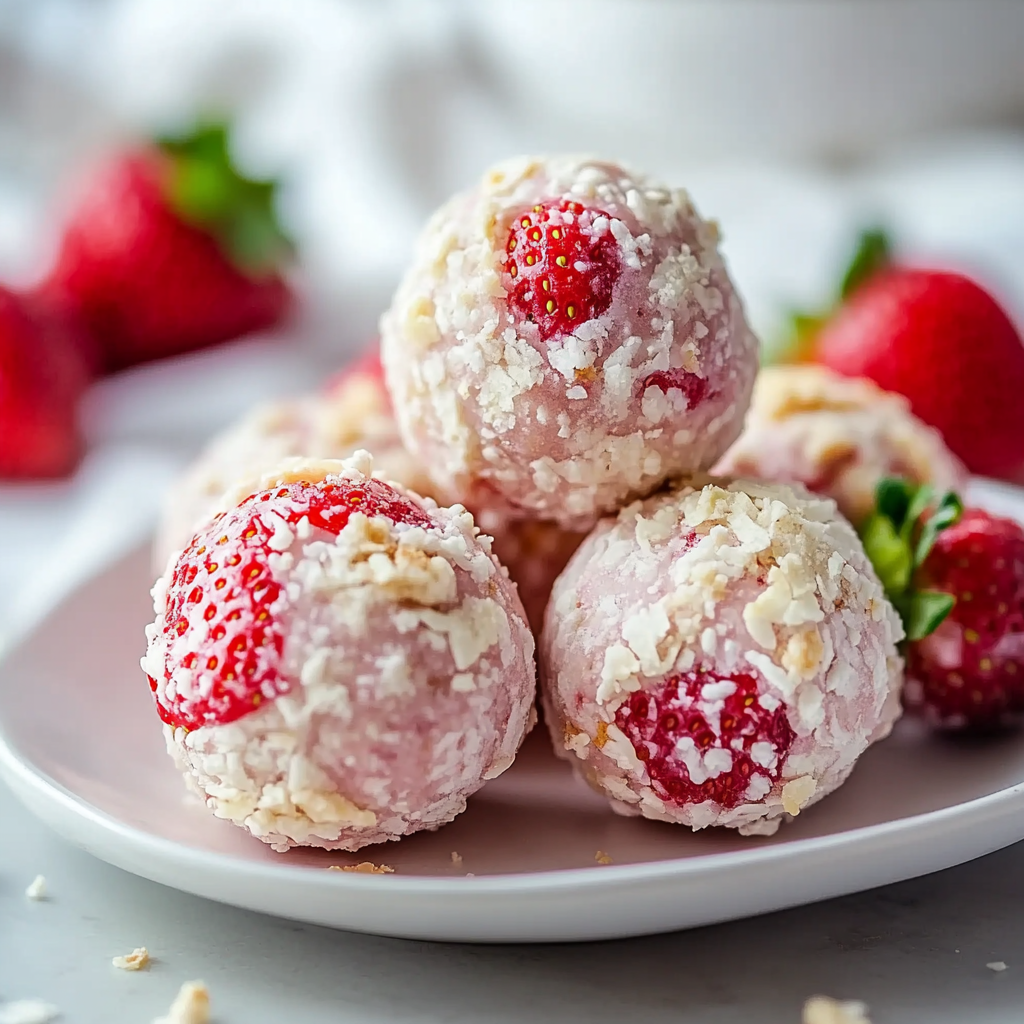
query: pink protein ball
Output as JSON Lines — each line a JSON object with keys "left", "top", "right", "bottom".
{"left": 143, "top": 454, "right": 536, "bottom": 852}
{"left": 541, "top": 478, "right": 903, "bottom": 836}
{"left": 714, "top": 365, "right": 968, "bottom": 526}
{"left": 154, "top": 348, "right": 431, "bottom": 570}
{"left": 380, "top": 156, "right": 759, "bottom": 529}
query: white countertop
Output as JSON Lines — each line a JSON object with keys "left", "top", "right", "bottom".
{"left": 2, "top": 774, "right": 1023, "bottom": 1024}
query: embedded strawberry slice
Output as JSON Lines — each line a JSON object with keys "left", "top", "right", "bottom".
{"left": 641, "top": 369, "right": 710, "bottom": 410}
{"left": 614, "top": 670, "right": 795, "bottom": 809}
{"left": 149, "top": 477, "right": 430, "bottom": 731}
{"left": 503, "top": 199, "right": 621, "bottom": 342}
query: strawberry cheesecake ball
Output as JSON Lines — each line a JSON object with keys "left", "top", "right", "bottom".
{"left": 541, "top": 478, "right": 904, "bottom": 836}
{"left": 154, "top": 348, "right": 433, "bottom": 570}
{"left": 715, "top": 365, "right": 967, "bottom": 526}
{"left": 381, "top": 156, "right": 759, "bottom": 529}
{"left": 142, "top": 453, "right": 536, "bottom": 851}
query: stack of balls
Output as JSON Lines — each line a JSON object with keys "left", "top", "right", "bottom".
{"left": 148, "top": 156, "right": 907, "bottom": 850}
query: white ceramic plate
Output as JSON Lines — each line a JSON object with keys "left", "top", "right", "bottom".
{"left": 2, "top": 478, "right": 1024, "bottom": 944}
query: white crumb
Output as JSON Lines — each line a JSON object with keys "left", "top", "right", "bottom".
{"left": 152, "top": 981, "right": 209, "bottom": 1024}
{"left": 112, "top": 947, "right": 151, "bottom": 971}
{"left": 803, "top": 995, "right": 871, "bottom": 1024}
{"left": 0, "top": 1000, "right": 60, "bottom": 1024}
{"left": 987, "top": 961, "right": 1008, "bottom": 972}
{"left": 24, "top": 876, "right": 46, "bottom": 901}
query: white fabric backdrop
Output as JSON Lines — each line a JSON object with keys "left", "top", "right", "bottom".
{"left": 2, "top": 0, "right": 1024, "bottom": 650}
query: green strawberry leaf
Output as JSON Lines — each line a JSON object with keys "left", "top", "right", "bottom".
{"left": 903, "top": 590, "right": 956, "bottom": 642}
{"left": 861, "top": 476, "right": 962, "bottom": 646}
{"left": 913, "top": 491, "right": 963, "bottom": 568}
{"left": 839, "top": 228, "right": 892, "bottom": 301}
{"left": 157, "top": 118, "right": 294, "bottom": 277}
{"left": 860, "top": 510, "right": 912, "bottom": 598}
{"left": 875, "top": 477, "right": 915, "bottom": 533}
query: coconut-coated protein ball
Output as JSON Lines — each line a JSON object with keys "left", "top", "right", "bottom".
{"left": 142, "top": 454, "right": 536, "bottom": 852}
{"left": 380, "top": 155, "right": 759, "bottom": 529}
{"left": 540, "top": 478, "right": 904, "bottom": 836}
{"left": 154, "top": 348, "right": 432, "bottom": 569}
{"left": 714, "top": 365, "right": 968, "bottom": 525}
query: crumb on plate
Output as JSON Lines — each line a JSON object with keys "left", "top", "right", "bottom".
{"left": 112, "top": 947, "right": 151, "bottom": 971}
{"left": 24, "top": 876, "right": 47, "bottom": 901}
{"left": 328, "top": 862, "right": 395, "bottom": 875}
{"left": 594, "top": 851, "right": 613, "bottom": 865}
{"left": 450, "top": 851, "right": 463, "bottom": 866}
{"left": 152, "top": 981, "right": 208, "bottom": 1024}
{"left": 803, "top": 995, "right": 871, "bottom": 1024}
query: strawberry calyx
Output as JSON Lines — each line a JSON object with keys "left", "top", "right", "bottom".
{"left": 156, "top": 120, "right": 294, "bottom": 278}
{"left": 766, "top": 227, "right": 892, "bottom": 365}
{"left": 859, "top": 476, "right": 963, "bottom": 642}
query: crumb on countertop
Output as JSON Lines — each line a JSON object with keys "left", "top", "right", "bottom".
{"left": 0, "top": 999, "right": 61, "bottom": 1024}
{"left": 24, "top": 876, "right": 47, "bottom": 901}
{"left": 594, "top": 851, "right": 612, "bottom": 865}
{"left": 328, "top": 862, "right": 395, "bottom": 875}
{"left": 450, "top": 851, "right": 463, "bottom": 866}
{"left": 152, "top": 981, "right": 209, "bottom": 1024}
{"left": 987, "top": 961, "right": 1008, "bottom": 972}
{"left": 112, "top": 947, "right": 151, "bottom": 972}
{"left": 803, "top": 995, "right": 871, "bottom": 1024}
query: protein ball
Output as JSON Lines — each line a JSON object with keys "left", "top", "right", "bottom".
{"left": 154, "top": 347, "right": 432, "bottom": 570}
{"left": 380, "top": 155, "right": 759, "bottom": 529}
{"left": 541, "top": 478, "right": 903, "bottom": 836}
{"left": 142, "top": 453, "right": 536, "bottom": 851}
{"left": 715, "top": 365, "right": 967, "bottom": 525}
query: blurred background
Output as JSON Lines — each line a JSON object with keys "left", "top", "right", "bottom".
{"left": 3, "top": 0, "right": 1024, "bottom": 641}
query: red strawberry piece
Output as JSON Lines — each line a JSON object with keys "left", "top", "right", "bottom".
{"left": 0, "top": 285, "right": 92, "bottom": 479}
{"left": 502, "top": 199, "right": 622, "bottom": 342}
{"left": 40, "top": 122, "right": 293, "bottom": 373}
{"left": 641, "top": 369, "right": 710, "bottom": 409}
{"left": 149, "top": 477, "right": 430, "bottom": 731}
{"left": 906, "top": 508, "right": 1024, "bottom": 730}
{"left": 615, "top": 670, "right": 795, "bottom": 809}
{"left": 814, "top": 269, "right": 1024, "bottom": 479}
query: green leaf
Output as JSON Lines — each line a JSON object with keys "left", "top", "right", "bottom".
{"left": 839, "top": 228, "right": 892, "bottom": 301}
{"left": 903, "top": 589, "right": 956, "bottom": 642}
{"left": 913, "top": 490, "right": 964, "bottom": 568}
{"left": 763, "top": 310, "right": 827, "bottom": 366}
{"left": 860, "top": 512, "right": 913, "bottom": 598}
{"left": 874, "top": 477, "right": 914, "bottom": 532}
{"left": 156, "top": 117, "right": 294, "bottom": 277}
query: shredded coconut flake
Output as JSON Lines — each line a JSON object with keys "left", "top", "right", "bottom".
{"left": 802, "top": 996, "right": 871, "bottom": 1024}
{"left": 0, "top": 1001, "right": 61, "bottom": 1024}
{"left": 112, "top": 947, "right": 151, "bottom": 971}
{"left": 24, "top": 875, "right": 46, "bottom": 901}
{"left": 153, "top": 983, "right": 209, "bottom": 1024}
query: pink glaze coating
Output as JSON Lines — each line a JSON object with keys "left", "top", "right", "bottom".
{"left": 380, "top": 156, "right": 759, "bottom": 530}
{"left": 143, "top": 453, "right": 536, "bottom": 852}
{"left": 540, "top": 478, "right": 903, "bottom": 836}
{"left": 714, "top": 365, "right": 968, "bottom": 525}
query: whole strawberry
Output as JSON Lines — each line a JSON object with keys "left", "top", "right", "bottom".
{"left": 814, "top": 267, "right": 1024, "bottom": 480}
{"left": 0, "top": 285, "right": 91, "bottom": 479}
{"left": 861, "top": 478, "right": 1024, "bottom": 731}
{"left": 41, "top": 121, "right": 293, "bottom": 372}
